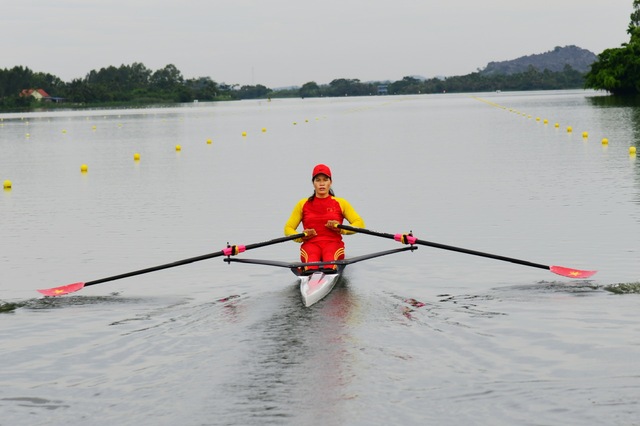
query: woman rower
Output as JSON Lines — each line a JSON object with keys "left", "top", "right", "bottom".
{"left": 284, "top": 164, "right": 365, "bottom": 272}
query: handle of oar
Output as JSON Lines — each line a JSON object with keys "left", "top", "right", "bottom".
{"left": 394, "top": 233, "right": 417, "bottom": 245}
{"left": 337, "top": 223, "right": 416, "bottom": 245}
{"left": 223, "top": 245, "right": 246, "bottom": 256}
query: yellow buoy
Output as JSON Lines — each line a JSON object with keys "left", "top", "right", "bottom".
{"left": 242, "top": 131, "right": 247, "bottom": 137}
{"left": 25, "top": 133, "right": 30, "bottom": 138}
{"left": 602, "top": 138, "right": 609, "bottom": 145}
{"left": 555, "top": 123, "right": 560, "bottom": 128}
{"left": 582, "top": 131, "right": 588, "bottom": 138}
{"left": 3, "top": 180, "right": 12, "bottom": 189}
{"left": 175, "top": 145, "right": 182, "bottom": 151}
{"left": 536, "top": 117, "right": 540, "bottom": 122}
{"left": 206, "top": 139, "right": 212, "bottom": 144}
{"left": 630, "top": 146, "right": 637, "bottom": 154}
{"left": 92, "top": 125, "right": 97, "bottom": 130}
{"left": 261, "top": 128, "right": 267, "bottom": 133}
{"left": 133, "top": 153, "right": 140, "bottom": 161}
{"left": 62, "top": 129, "right": 67, "bottom": 134}
{"left": 543, "top": 119, "right": 548, "bottom": 124}
{"left": 567, "top": 126, "right": 573, "bottom": 133}
{"left": 80, "top": 164, "right": 88, "bottom": 172}
{"left": 293, "top": 122, "right": 297, "bottom": 125}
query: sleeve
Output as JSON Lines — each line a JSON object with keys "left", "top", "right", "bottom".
{"left": 336, "top": 197, "right": 365, "bottom": 234}
{"left": 284, "top": 198, "right": 307, "bottom": 243}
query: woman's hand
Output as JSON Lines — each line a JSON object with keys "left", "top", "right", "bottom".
{"left": 302, "top": 229, "right": 317, "bottom": 240}
{"left": 325, "top": 220, "right": 341, "bottom": 232}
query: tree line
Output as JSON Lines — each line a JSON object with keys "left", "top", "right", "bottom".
{"left": 0, "top": 63, "right": 228, "bottom": 109}
{"left": 0, "top": 61, "right": 589, "bottom": 111}
{"left": 584, "top": 0, "right": 640, "bottom": 95}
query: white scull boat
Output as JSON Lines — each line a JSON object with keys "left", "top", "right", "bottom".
{"left": 225, "top": 246, "right": 417, "bottom": 307}
{"left": 298, "top": 266, "right": 345, "bottom": 307}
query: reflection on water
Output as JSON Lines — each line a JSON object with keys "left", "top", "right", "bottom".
{"left": 586, "top": 93, "right": 640, "bottom": 148}
{"left": 0, "top": 396, "right": 70, "bottom": 411}
{"left": 219, "top": 279, "right": 357, "bottom": 425}
{"left": 586, "top": 93, "right": 640, "bottom": 108}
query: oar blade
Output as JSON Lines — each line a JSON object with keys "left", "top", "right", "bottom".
{"left": 37, "top": 282, "right": 86, "bottom": 297}
{"left": 550, "top": 266, "right": 597, "bottom": 279}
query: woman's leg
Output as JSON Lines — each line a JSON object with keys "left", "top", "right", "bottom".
{"left": 322, "top": 241, "right": 345, "bottom": 270}
{"left": 300, "top": 241, "right": 322, "bottom": 270}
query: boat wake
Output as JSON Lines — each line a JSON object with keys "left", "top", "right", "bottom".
{"left": 382, "top": 278, "right": 615, "bottom": 329}
{"left": 603, "top": 281, "right": 640, "bottom": 294}
{"left": 0, "top": 294, "right": 146, "bottom": 313}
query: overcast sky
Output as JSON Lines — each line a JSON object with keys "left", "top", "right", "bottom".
{"left": 2, "top": 1, "right": 633, "bottom": 88}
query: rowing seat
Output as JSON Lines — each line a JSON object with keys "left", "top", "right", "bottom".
{"left": 301, "top": 267, "right": 338, "bottom": 276}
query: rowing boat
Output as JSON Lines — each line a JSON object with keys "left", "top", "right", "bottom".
{"left": 298, "top": 266, "right": 345, "bottom": 307}
{"left": 225, "top": 246, "right": 417, "bottom": 307}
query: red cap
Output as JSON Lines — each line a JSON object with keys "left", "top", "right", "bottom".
{"left": 312, "top": 164, "right": 332, "bottom": 179}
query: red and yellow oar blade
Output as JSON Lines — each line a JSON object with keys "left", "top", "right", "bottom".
{"left": 550, "top": 266, "right": 597, "bottom": 279}
{"left": 37, "top": 282, "right": 86, "bottom": 297}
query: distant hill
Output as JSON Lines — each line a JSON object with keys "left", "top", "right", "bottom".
{"left": 479, "top": 45, "right": 597, "bottom": 76}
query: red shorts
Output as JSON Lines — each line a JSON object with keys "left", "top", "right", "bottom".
{"left": 300, "top": 240, "right": 345, "bottom": 270}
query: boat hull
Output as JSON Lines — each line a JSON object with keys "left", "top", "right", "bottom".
{"left": 299, "top": 268, "right": 343, "bottom": 307}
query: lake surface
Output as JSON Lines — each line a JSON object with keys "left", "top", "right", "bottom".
{"left": 1, "top": 91, "right": 639, "bottom": 425}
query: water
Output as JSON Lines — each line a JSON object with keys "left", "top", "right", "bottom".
{"left": 1, "top": 91, "right": 639, "bottom": 425}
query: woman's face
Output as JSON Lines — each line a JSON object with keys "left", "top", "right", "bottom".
{"left": 313, "top": 174, "right": 332, "bottom": 198}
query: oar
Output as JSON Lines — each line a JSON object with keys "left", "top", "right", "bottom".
{"left": 337, "top": 224, "right": 596, "bottom": 279}
{"left": 37, "top": 233, "right": 307, "bottom": 296}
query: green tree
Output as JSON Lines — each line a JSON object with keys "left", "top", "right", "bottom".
{"left": 629, "top": 0, "right": 640, "bottom": 34}
{"left": 186, "top": 77, "right": 219, "bottom": 101}
{"left": 65, "top": 78, "right": 94, "bottom": 103}
{"left": 150, "top": 64, "right": 184, "bottom": 91}
{"left": 326, "top": 78, "right": 369, "bottom": 96}
{"left": 236, "top": 84, "right": 271, "bottom": 99}
{"left": 299, "top": 81, "right": 321, "bottom": 98}
{"left": 0, "top": 66, "right": 34, "bottom": 97}
{"left": 389, "top": 76, "right": 421, "bottom": 94}
{"left": 585, "top": 1, "right": 640, "bottom": 94}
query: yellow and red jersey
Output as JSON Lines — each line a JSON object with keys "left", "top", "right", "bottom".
{"left": 284, "top": 196, "right": 365, "bottom": 243}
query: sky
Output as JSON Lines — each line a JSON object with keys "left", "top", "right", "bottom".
{"left": 2, "top": 1, "right": 633, "bottom": 88}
